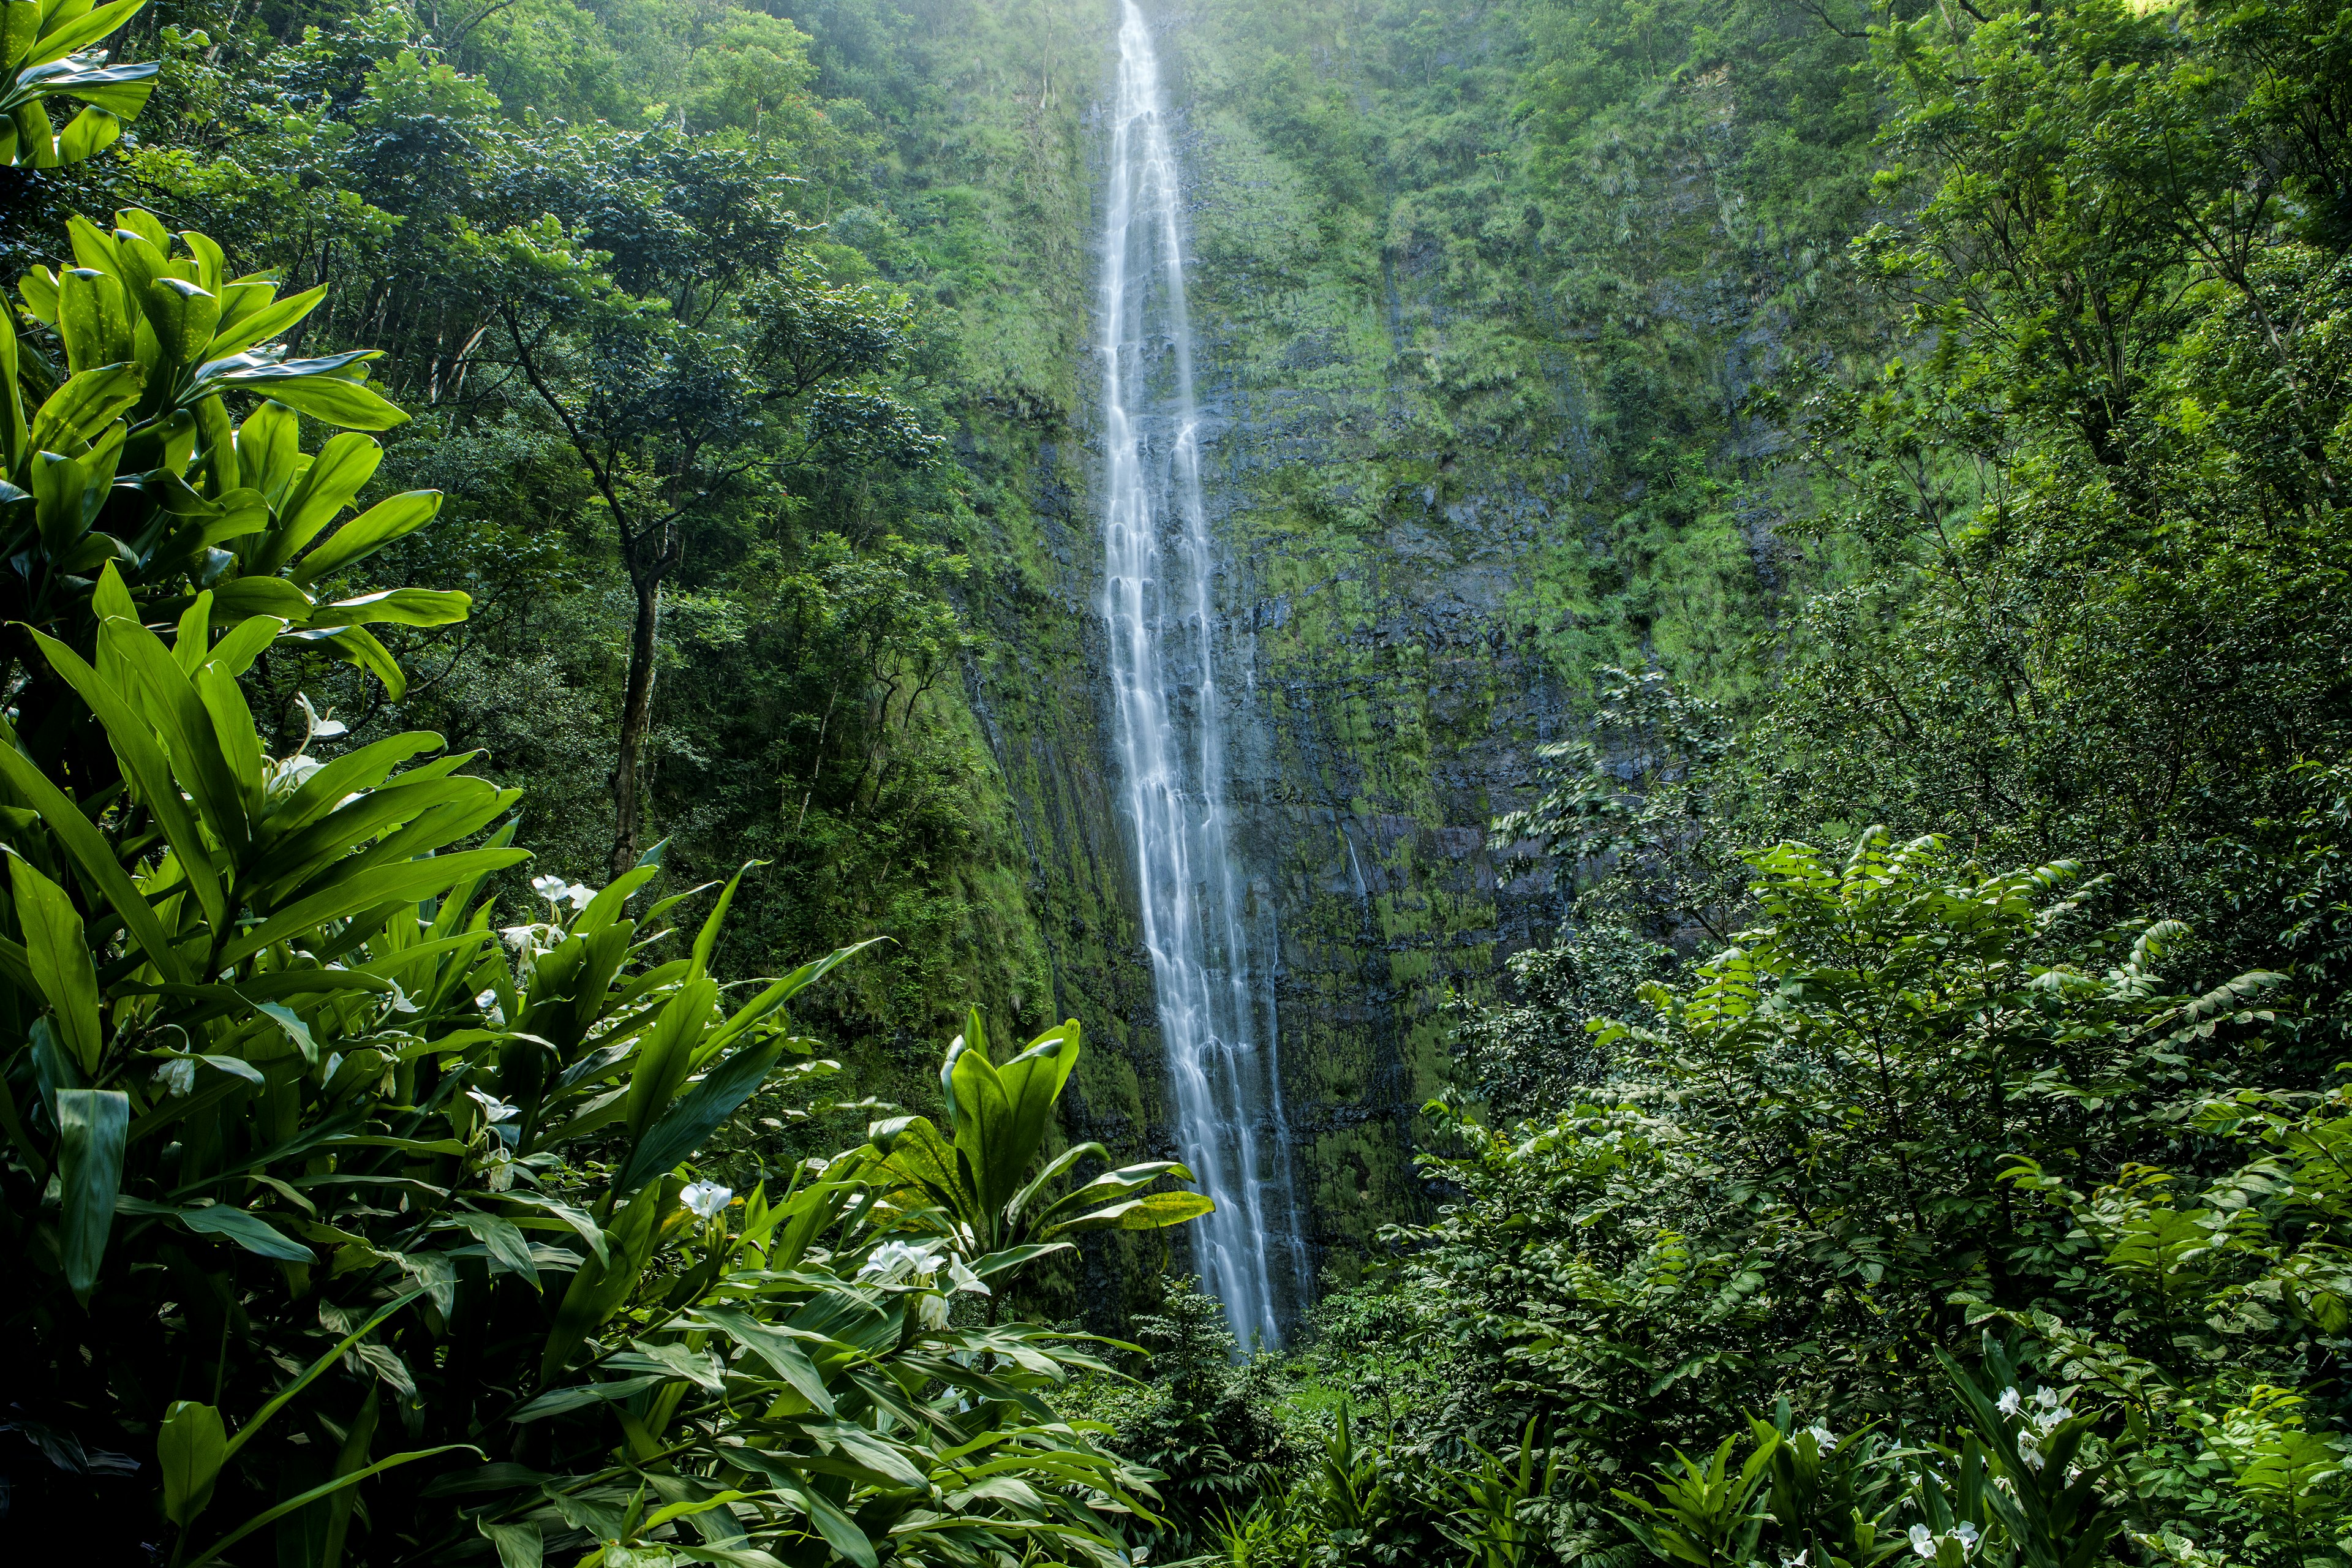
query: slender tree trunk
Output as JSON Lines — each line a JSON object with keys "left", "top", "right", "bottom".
{"left": 609, "top": 576, "right": 662, "bottom": 880}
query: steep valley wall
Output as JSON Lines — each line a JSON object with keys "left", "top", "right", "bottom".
{"left": 787, "top": 0, "right": 1877, "bottom": 1314}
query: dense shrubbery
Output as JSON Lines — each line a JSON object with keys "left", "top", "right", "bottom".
{"left": 1065, "top": 0, "right": 2352, "bottom": 1565}
{"left": 0, "top": 189, "right": 1210, "bottom": 1563}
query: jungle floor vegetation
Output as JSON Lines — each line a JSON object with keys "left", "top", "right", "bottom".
{"left": 4, "top": 0, "right": 2352, "bottom": 1562}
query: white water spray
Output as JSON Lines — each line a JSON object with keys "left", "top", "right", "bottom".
{"left": 1096, "top": 0, "right": 1308, "bottom": 1349}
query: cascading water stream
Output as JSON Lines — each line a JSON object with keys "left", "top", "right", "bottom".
{"left": 1096, "top": 0, "right": 1310, "bottom": 1349}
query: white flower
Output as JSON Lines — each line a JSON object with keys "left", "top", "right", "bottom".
{"left": 948, "top": 1255, "right": 992, "bottom": 1296}
{"left": 681, "top": 1182, "right": 734, "bottom": 1219}
{"left": 483, "top": 1145, "right": 514, "bottom": 1192}
{"left": 1782, "top": 1554, "right": 1809, "bottom": 1568}
{"left": 2035, "top": 1385, "right": 2061, "bottom": 1410}
{"left": 1806, "top": 1423, "right": 1837, "bottom": 1453}
{"left": 1997, "top": 1386, "right": 2022, "bottom": 1417}
{"left": 154, "top": 1058, "right": 197, "bottom": 1097}
{"left": 296, "top": 692, "right": 347, "bottom": 741}
{"left": 500, "top": 924, "right": 557, "bottom": 961}
{"left": 564, "top": 881, "right": 595, "bottom": 910}
{"left": 467, "top": 1087, "right": 519, "bottom": 1123}
{"left": 1954, "top": 1523, "right": 1980, "bottom": 1553}
{"left": 1909, "top": 1525, "right": 1936, "bottom": 1559}
{"left": 916, "top": 1291, "right": 950, "bottom": 1330}
{"left": 530, "top": 873, "right": 569, "bottom": 903}
{"left": 2035, "top": 1403, "right": 2071, "bottom": 1431}
{"left": 858, "top": 1240, "right": 943, "bottom": 1284}
{"left": 271, "top": 754, "right": 325, "bottom": 793}
{"left": 2022, "top": 1447, "right": 2047, "bottom": 1471}
{"left": 475, "top": 988, "right": 506, "bottom": 1026}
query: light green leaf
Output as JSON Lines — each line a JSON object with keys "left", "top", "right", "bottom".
{"left": 56, "top": 1087, "right": 126, "bottom": 1302}
{"left": 157, "top": 1400, "right": 226, "bottom": 1528}
{"left": 9, "top": 850, "right": 102, "bottom": 1073}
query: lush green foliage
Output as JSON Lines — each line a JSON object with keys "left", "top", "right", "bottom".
{"left": 1105, "top": 0, "right": 2352, "bottom": 1564}
{"left": 0, "top": 188, "right": 1207, "bottom": 1562}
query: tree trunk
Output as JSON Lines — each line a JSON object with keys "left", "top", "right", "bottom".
{"left": 609, "top": 576, "right": 662, "bottom": 881}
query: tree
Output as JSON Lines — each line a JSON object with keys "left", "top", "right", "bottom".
{"left": 491, "top": 192, "right": 935, "bottom": 876}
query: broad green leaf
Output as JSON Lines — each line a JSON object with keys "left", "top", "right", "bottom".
{"left": 9, "top": 850, "right": 102, "bottom": 1072}
{"left": 451, "top": 1210, "right": 540, "bottom": 1289}
{"left": 198, "top": 281, "right": 323, "bottom": 362}
{"left": 0, "top": 739, "right": 187, "bottom": 980}
{"left": 1050, "top": 1192, "right": 1216, "bottom": 1235}
{"left": 100, "top": 610, "right": 251, "bottom": 862}
{"left": 249, "top": 429, "right": 380, "bottom": 575}
{"left": 56, "top": 265, "right": 130, "bottom": 370}
{"left": 477, "top": 1519, "right": 543, "bottom": 1568}
{"left": 205, "top": 574, "right": 311, "bottom": 622}
{"left": 24, "top": 358, "right": 140, "bottom": 451}
{"left": 142, "top": 274, "right": 218, "bottom": 366}
{"left": 177, "top": 1202, "right": 315, "bottom": 1261}
{"left": 992, "top": 1020, "right": 1080, "bottom": 1213}
{"left": 617, "top": 1038, "right": 782, "bottom": 1195}
{"left": 625, "top": 974, "right": 717, "bottom": 1145}
{"left": 157, "top": 1400, "right": 225, "bottom": 1528}
{"left": 538, "top": 1181, "right": 666, "bottom": 1384}
{"left": 307, "top": 587, "right": 472, "bottom": 628}
{"left": 22, "top": 0, "right": 146, "bottom": 69}
{"left": 288, "top": 623, "right": 405, "bottom": 698}
{"left": 51, "top": 102, "right": 118, "bottom": 160}
{"left": 55, "top": 1086, "right": 126, "bottom": 1302}
{"left": 290, "top": 490, "right": 441, "bottom": 584}
{"left": 693, "top": 1305, "right": 837, "bottom": 1415}
{"left": 219, "top": 846, "right": 530, "bottom": 967}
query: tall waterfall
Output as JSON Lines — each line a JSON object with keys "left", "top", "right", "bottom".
{"left": 1096, "top": 0, "right": 1309, "bottom": 1349}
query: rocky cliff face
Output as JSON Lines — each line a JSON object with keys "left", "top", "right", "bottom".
{"left": 802, "top": 0, "right": 1875, "bottom": 1310}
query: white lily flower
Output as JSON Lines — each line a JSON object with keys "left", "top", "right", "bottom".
{"left": 916, "top": 1291, "right": 951, "bottom": 1330}
{"left": 1909, "top": 1525, "right": 1936, "bottom": 1559}
{"left": 948, "top": 1256, "right": 992, "bottom": 1296}
{"left": 500, "top": 923, "right": 557, "bottom": 961}
{"left": 1954, "top": 1522, "right": 1980, "bottom": 1553}
{"left": 154, "top": 1058, "right": 197, "bottom": 1097}
{"left": 2034, "top": 1385, "right": 2060, "bottom": 1409}
{"left": 858, "top": 1239, "right": 943, "bottom": 1284}
{"left": 475, "top": 988, "right": 506, "bottom": 1026}
{"left": 565, "top": 881, "right": 596, "bottom": 910}
{"left": 296, "top": 692, "right": 347, "bottom": 741}
{"left": 2022, "top": 1447, "right": 2046, "bottom": 1471}
{"left": 271, "top": 754, "right": 325, "bottom": 793}
{"left": 1997, "top": 1386, "right": 2022, "bottom": 1417}
{"left": 467, "top": 1087, "right": 519, "bottom": 1123}
{"left": 1783, "top": 1554, "right": 1809, "bottom": 1568}
{"left": 2035, "top": 1404, "right": 2071, "bottom": 1431}
{"left": 530, "top": 873, "right": 570, "bottom": 903}
{"left": 482, "top": 1145, "right": 514, "bottom": 1192}
{"left": 681, "top": 1182, "right": 734, "bottom": 1219}
{"left": 1806, "top": 1423, "right": 1836, "bottom": 1453}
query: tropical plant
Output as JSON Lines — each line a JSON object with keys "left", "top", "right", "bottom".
{"left": 1932, "top": 1336, "right": 2125, "bottom": 1568}
{"left": 1749, "top": 1403, "right": 1906, "bottom": 1568}
{"left": 5, "top": 206, "right": 459, "bottom": 774}
{"left": 0, "top": 199, "right": 1203, "bottom": 1566}
{"left": 1439, "top": 1417, "right": 1558, "bottom": 1568}
{"left": 2, "top": 0, "right": 157, "bottom": 168}
{"left": 867, "top": 1007, "right": 1213, "bottom": 1267}
{"left": 1608, "top": 1433, "right": 1776, "bottom": 1568}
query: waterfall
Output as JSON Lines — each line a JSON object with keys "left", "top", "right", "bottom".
{"left": 1096, "top": 0, "right": 1310, "bottom": 1349}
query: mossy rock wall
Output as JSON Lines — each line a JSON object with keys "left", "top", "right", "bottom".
{"left": 796, "top": 0, "right": 1880, "bottom": 1302}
